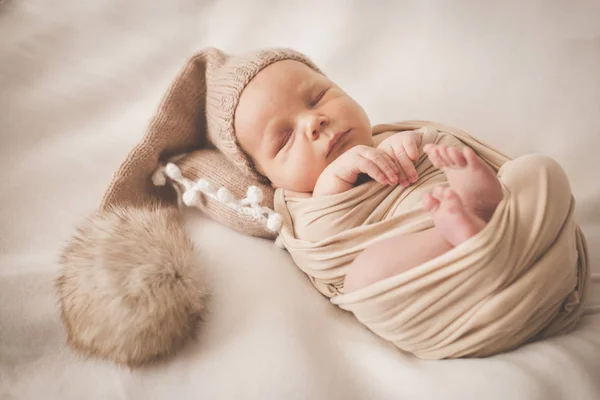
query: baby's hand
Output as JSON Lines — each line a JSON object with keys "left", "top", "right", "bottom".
{"left": 377, "top": 131, "right": 422, "bottom": 185}
{"left": 313, "top": 145, "right": 401, "bottom": 196}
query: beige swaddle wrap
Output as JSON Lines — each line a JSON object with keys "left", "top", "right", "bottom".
{"left": 274, "top": 121, "right": 589, "bottom": 360}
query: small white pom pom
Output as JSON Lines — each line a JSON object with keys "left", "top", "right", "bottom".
{"left": 266, "top": 213, "right": 282, "bottom": 232}
{"left": 217, "top": 187, "right": 236, "bottom": 204}
{"left": 246, "top": 186, "right": 264, "bottom": 205}
{"left": 196, "top": 178, "right": 216, "bottom": 194}
{"left": 165, "top": 163, "right": 183, "bottom": 180}
{"left": 152, "top": 169, "right": 166, "bottom": 186}
{"left": 183, "top": 189, "right": 199, "bottom": 206}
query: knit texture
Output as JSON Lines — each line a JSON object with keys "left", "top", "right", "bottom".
{"left": 100, "top": 47, "right": 320, "bottom": 238}
{"left": 58, "top": 47, "right": 322, "bottom": 367}
{"left": 174, "top": 148, "right": 277, "bottom": 239}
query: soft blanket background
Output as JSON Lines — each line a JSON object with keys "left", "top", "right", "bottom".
{"left": 1, "top": 1, "right": 599, "bottom": 399}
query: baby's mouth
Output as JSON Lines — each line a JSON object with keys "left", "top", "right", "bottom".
{"left": 326, "top": 129, "right": 351, "bottom": 158}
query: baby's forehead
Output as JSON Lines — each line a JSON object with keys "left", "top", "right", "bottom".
{"left": 235, "top": 60, "right": 326, "bottom": 135}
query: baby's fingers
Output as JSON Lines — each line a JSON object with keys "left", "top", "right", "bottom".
{"left": 374, "top": 151, "right": 401, "bottom": 185}
{"left": 403, "top": 137, "right": 420, "bottom": 161}
{"left": 355, "top": 158, "right": 389, "bottom": 185}
{"left": 394, "top": 152, "right": 416, "bottom": 185}
{"left": 360, "top": 150, "right": 398, "bottom": 185}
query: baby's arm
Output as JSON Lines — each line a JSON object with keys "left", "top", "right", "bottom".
{"left": 313, "top": 145, "right": 400, "bottom": 196}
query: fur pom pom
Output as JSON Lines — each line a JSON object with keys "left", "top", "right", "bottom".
{"left": 56, "top": 206, "right": 208, "bottom": 367}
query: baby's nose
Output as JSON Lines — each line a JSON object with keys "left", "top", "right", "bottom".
{"left": 308, "top": 116, "right": 328, "bottom": 139}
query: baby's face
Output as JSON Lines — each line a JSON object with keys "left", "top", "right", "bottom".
{"left": 235, "top": 60, "right": 373, "bottom": 192}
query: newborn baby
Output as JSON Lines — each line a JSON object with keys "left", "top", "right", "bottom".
{"left": 233, "top": 56, "right": 586, "bottom": 359}
{"left": 234, "top": 59, "right": 503, "bottom": 292}
{"left": 58, "top": 47, "right": 588, "bottom": 365}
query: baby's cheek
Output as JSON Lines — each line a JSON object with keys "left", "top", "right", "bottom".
{"left": 287, "top": 160, "right": 322, "bottom": 192}
{"left": 338, "top": 96, "right": 369, "bottom": 119}
{"left": 298, "top": 165, "right": 319, "bottom": 191}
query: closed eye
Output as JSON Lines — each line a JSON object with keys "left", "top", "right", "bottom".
{"left": 310, "top": 88, "right": 328, "bottom": 108}
{"left": 277, "top": 129, "right": 294, "bottom": 153}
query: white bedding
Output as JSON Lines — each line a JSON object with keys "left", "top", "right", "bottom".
{"left": 1, "top": 0, "right": 599, "bottom": 399}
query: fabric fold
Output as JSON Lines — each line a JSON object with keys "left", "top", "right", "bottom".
{"left": 274, "top": 120, "right": 589, "bottom": 359}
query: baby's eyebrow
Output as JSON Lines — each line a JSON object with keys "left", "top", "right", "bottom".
{"left": 301, "top": 80, "right": 318, "bottom": 94}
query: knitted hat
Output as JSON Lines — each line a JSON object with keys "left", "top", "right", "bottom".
{"left": 56, "top": 47, "right": 321, "bottom": 367}
{"left": 102, "top": 47, "right": 321, "bottom": 235}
